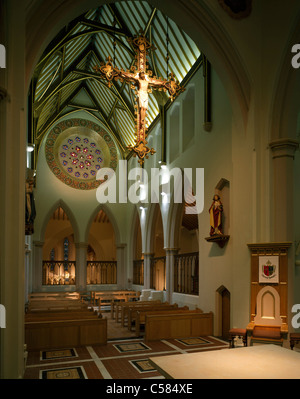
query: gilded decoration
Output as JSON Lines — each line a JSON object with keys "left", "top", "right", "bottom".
{"left": 45, "top": 118, "right": 118, "bottom": 190}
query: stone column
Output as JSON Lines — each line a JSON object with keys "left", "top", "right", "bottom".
{"left": 143, "top": 253, "right": 154, "bottom": 289}
{"left": 270, "top": 138, "right": 299, "bottom": 329}
{"left": 269, "top": 138, "right": 299, "bottom": 242}
{"left": 164, "top": 248, "right": 179, "bottom": 303}
{"left": 0, "top": 0, "right": 26, "bottom": 379}
{"left": 116, "top": 244, "right": 127, "bottom": 289}
{"left": 75, "top": 243, "right": 88, "bottom": 292}
{"left": 32, "top": 241, "right": 44, "bottom": 292}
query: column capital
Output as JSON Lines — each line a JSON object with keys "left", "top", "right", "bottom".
{"left": 143, "top": 252, "right": 154, "bottom": 258}
{"left": 32, "top": 240, "right": 44, "bottom": 247}
{"left": 269, "top": 138, "right": 299, "bottom": 159}
{"left": 164, "top": 248, "right": 179, "bottom": 254}
{"left": 75, "top": 242, "right": 88, "bottom": 249}
{"left": 116, "top": 243, "right": 127, "bottom": 250}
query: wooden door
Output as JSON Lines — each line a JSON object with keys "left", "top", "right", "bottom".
{"left": 222, "top": 289, "right": 230, "bottom": 339}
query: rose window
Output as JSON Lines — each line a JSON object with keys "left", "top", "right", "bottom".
{"left": 45, "top": 119, "right": 118, "bottom": 190}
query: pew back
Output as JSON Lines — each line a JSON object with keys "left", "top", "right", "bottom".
{"left": 144, "top": 311, "right": 213, "bottom": 342}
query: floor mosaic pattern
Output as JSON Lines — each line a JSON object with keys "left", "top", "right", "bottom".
{"left": 24, "top": 336, "right": 229, "bottom": 379}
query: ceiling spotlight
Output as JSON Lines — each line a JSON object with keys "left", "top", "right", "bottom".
{"left": 27, "top": 144, "right": 35, "bottom": 152}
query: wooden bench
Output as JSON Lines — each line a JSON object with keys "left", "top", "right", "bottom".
{"left": 28, "top": 292, "right": 80, "bottom": 300}
{"left": 25, "top": 309, "right": 101, "bottom": 322}
{"left": 91, "top": 290, "right": 140, "bottom": 306}
{"left": 96, "top": 293, "right": 139, "bottom": 311}
{"left": 144, "top": 311, "right": 214, "bottom": 342}
{"left": 135, "top": 307, "right": 202, "bottom": 336}
{"left": 25, "top": 304, "right": 107, "bottom": 350}
{"left": 117, "top": 300, "right": 162, "bottom": 325}
{"left": 127, "top": 304, "right": 180, "bottom": 331}
{"left": 27, "top": 299, "right": 88, "bottom": 312}
{"left": 25, "top": 317, "right": 107, "bottom": 350}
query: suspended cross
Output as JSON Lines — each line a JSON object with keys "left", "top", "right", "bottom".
{"left": 93, "top": 32, "right": 185, "bottom": 165}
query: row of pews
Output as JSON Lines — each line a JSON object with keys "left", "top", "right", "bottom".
{"left": 111, "top": 296, "right": 214, "bottom": 342}
{"left": 24, "top": 290, "right": 141, "bottom": 350}
{"left": 91, "top": 290, "right": 140, "bottom": 309}
{"left": 24, "top": 290, "right": 214, "bottom": 350}
{"left": 25, "top": 291, "right": 106, "bottom": 350}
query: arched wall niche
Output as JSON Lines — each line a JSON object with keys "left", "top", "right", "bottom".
{"left": 254, "top": 286, "right": 282, "bottom": 326}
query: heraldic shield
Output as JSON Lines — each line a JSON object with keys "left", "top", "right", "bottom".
{"left": 263, "top": 260, "right": 276, "bottom": 278}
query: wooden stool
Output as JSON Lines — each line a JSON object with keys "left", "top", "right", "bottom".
{"left": 228, "top": 328, "right": 247, "bottom": 348}
{"left": 290, "top": 333, "right": 300, "bottom": 350}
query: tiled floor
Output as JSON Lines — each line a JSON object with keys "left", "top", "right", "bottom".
{"left": 24, "top": 335, "right": 229, "bottom": 379}
{"left": 23, "top": 306, "right": 232, "bottom": 379}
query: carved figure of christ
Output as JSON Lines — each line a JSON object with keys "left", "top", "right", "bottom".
{"left": 93, "top": 34, "right": 184, "bottom": 163}
{"left": 119, "top": 69, "right": 166, "bottom": 129}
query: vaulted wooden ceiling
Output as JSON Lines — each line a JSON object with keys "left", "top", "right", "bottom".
{"left": 29, "top": 1, "right": 201, "bottom": 167}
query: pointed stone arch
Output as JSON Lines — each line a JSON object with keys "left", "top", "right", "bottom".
{"left": 40, "top": 199, "right": 80, "bottom": 244}
{"left": 84, "top": 204, "right": 121, "bottom": 247}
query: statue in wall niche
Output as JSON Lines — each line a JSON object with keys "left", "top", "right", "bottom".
{"left": 209, "top": 194, "right": 223, "bottom": 236}
{"left": 25, "top": 177, "right": 36, "bottom": 235}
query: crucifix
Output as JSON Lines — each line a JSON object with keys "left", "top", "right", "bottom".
{"left": 93, "top": 32, "right": 185, "bottom": 165}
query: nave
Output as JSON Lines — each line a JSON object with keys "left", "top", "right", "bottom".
{"left": 23, "top": 301, "right": 229, "bottom": 380}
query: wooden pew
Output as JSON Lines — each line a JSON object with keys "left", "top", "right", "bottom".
{"left": 25, "top": 309, "right": 101, "bottom": 322}
{"left": 116, "top": 300, "right": 162, "bottom": 325}
{"left": 27, "top": 299, "right": 88, "bottom": 312}
{"left": 28, "top": 292, "right": 80, "bottom": 300}
{"left": 91, "top": 290, "right": 140, "bottom": 306}
{"left": 127, "top": 304, "right": 180, "bottom": 331}
{"left": 25, "top": 317, "right": 107, "bottom": 350}
{"left": 96, "top": 293, "right": 136, "bottom": 311}
{"left": 134, "top": 307, "right": 202, "bottom": 336}
{"left": 25, "top": 303, "right": 107, "bottom": 350}
{"left": 113, "top": 300, "right": 161, "bottom": 323}
{"left": 144, "top": 311, "right": 214, "bottom": 342}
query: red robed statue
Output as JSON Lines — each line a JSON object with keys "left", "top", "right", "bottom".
{"left": 209, "top": 194, "right": 223, "bottom": 236}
